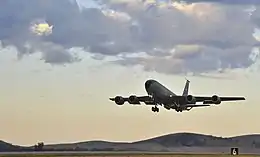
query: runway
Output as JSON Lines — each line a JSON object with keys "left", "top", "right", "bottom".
{"left": 0, "top": 151, "right": 260, "bottom": 156}
{"left": 0, "top": 151, "right": 197, "bottom": 155}
{"left": 0, "top": 151, "right": 231, "bottom": 155}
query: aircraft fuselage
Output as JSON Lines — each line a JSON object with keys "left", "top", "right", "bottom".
{"left": 145, "top": 79, "right": 185, "bottom": 111}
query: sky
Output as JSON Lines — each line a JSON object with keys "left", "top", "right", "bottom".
{"left": 1, "top": 0, "right": 260, "bottom": 146}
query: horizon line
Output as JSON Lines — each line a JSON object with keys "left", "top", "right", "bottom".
{"left": 3, "top": 131, "right": 260, "bottom": 147}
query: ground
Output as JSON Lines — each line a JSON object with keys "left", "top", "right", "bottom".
{"left": 0, "top": 152, "right": 259, "bottom": 157}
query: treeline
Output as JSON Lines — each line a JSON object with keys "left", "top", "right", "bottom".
{"left": 33, "top": 142, "right": 116, "bottom": 151}
{"left": 0, "top": 141, "right": 117, "bottom": 152}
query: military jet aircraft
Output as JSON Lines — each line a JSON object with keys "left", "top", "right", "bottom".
{"left": 109, "top": 79, "right": 245, "bottom": 113}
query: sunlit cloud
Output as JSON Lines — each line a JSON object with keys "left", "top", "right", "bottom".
{"left": 30, "top": 20, "right": 53, "bottom": 36}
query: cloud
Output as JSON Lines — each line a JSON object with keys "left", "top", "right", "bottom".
{"left": 177, "top": 0, "right": 260, "bottom": 5}
{"left": 102, "top": 0, "right": 260, "bottom": 74}
{"left": 1, "top": 0, "right": 260, "bottom": 75}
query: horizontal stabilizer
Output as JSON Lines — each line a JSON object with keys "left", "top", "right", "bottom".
{"left": 184, "top": 104, "right": 210, "bottom": 108}
{"left": 109, "top": 98, "right": 115, "bottom": 101}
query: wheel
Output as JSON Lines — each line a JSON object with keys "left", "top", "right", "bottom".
{"left": 176, "top": 108, "right": 182, "bottom": 112}
{"left": 152, "top": 107, "right": 159, "bottom": 112}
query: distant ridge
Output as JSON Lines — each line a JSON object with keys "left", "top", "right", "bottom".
{"left": 2, "top": 132, "right": 260, "bottom": 152}
{"left": 0, "top": 140, "right": 22, "bottom": 152}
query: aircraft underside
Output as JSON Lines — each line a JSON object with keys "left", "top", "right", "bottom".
{"left": 151, "top": 103, "right": 193, "bottom": 113}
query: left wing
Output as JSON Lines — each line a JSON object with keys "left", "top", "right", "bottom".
{"left": 109, "top": 95, "right": 155, "bottom": 105}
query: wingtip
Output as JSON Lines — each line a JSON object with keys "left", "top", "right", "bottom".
{"left": 239, "top": 97, "right": 246, "bottom": 100}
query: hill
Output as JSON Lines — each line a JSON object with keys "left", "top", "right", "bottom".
{"left": 134, "top": 133, "right": 260, "bottom": 147}
{"left": 42, "top": 133, "right": 260, "bottom": 152}
{"left": 2, "top": 133, "right": 260, "bottom": 152}
{"left": 0, "top": 140, "right": 23, "bottom": 152}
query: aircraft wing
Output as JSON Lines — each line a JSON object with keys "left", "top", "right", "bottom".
{"left": 193, "top": 96, "right": 245, "bottom": 102}
{"left": 168, "top": 95, "right": 245, "bottom": 104}
{"left": 109, "top": 95, "right": 155, "bottom": 105}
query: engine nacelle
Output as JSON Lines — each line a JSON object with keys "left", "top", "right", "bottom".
{"left": 211, "top": 95, "right": 221, "bottom": 105}
{"left": 185, "top": 95, "right": 196, "bottom": 104}
{"left": 129, "top": 95, "right": 140, "bottom": 104}
{"left": 115, "top": 96, "right": 124, "bottom": 105}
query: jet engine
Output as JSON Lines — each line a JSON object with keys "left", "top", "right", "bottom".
{"left": 185, "top": 95, "right": 196, "bottom": 104}
{"left": 129, "top": 95, "right": 140, "bottom": 104}
{"left": 115, "top": 96, "right": 124, "bottom": 105}
{"left": 211, "top": 95, "right": 221, "bottom": 104}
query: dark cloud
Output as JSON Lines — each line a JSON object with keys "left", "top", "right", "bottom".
{"left": 38, "top": 42, "right": 82, "bottom": 64}
{"left": 0, "top": 0, "right": 135, "bottom": 63}
{"left": 1, "top": 0, "right": 260, "bottom": 75}
{"left": 113, "top": 45, "right": 254, "bottom": 74}
{"left": 0, "top": 0, "right": 83, "bottom": 64}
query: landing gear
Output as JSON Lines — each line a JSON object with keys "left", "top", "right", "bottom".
{"left": 174, "top": 103, "right": 183, "bottom": 112}
{"left": 152, "top": 106, "right": 159, "bottom": 112}
{"left": 176, "top": 109, "right": 183, "bottom": 112}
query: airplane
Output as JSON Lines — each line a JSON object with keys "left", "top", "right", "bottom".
{"left": 109, "top": 79, "right": 245, "bottom": 113}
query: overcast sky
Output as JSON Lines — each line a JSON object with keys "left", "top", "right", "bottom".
{"left": 0, "top": 0, "right": 260, "bottom": 146}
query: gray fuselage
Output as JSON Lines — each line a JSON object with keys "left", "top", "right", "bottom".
{"left": 145, "top": 79, "right": 177, "bottom": 106}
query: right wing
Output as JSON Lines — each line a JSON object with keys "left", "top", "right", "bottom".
{"left": 193, "top": 96, "right": 245, "bottom": 102}
{"left": 109, "top": 95, "right": 155, "bottom": 105}
{"left": 168, "top": 95, "right": 245, "bottom": 104}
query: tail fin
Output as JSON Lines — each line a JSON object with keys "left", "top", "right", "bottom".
{"left": 182, "top": 78, "right": 190, "bottom": 96}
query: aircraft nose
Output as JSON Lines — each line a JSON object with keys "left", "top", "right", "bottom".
{"left": 145, "top": 80, "right": 153, "bottom": 90}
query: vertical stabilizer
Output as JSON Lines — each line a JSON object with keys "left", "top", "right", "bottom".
{"left": 182, "top": 78, "right": 190, "bottom": 96}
